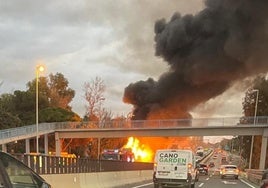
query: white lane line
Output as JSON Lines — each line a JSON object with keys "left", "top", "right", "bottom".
{"left": 240, "top": 179, "right": 258, "bottom": 188}
{"left": 206, "top": 177, "right": 210, "bottom": 180}
{"left": 198, "top": 182, "right": 204, "bottom": 187}
{"left": 132, "top": 182, "right": 153, "bottom": 188}
{"left": 222, "top": 180, "right": 237, "bottom": 184}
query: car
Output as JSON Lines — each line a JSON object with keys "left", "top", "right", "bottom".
{"left": 220, "top": 165, "right": 239, "bottom": 179}
{"left": 209, "top": 161, "right": 215, "bottom": 168}
{"left": 197, "top": 164, "right": 208, "bottom": 175}
{"left": 0, "top": 151, "right": 51, "bottom": 188}
{"left": 195, "top": 155, "right": 202, "bottom": 163}
{"left": 261, "top": 169, "right": 268, "bottom": 187}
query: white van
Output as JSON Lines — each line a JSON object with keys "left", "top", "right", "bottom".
{"left": 153, "top": 149, "right": 198, "bottom": 188}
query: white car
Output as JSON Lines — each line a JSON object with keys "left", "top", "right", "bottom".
{"left": 220, "top": 164, "right": 239, "bottom": 179}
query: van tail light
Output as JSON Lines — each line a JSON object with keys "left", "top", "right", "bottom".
{"left": 188, "top": 163, "right": 192, "bottom": 173}
{"left": 154, "top": 162, "right": 157, "bottom": 171}
{"left": 188, "top": 163, "right": 192, "bottom": 169}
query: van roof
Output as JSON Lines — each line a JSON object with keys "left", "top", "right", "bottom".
{"left": 156, "top": 149, "right": 193, "bottom": 152}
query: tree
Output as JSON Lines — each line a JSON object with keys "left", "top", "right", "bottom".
{"left": 0, "top": 93, "right": 15, "bottom": 113}
{"left": 241, "top": 75, "right": 268, "bottom": 168}
{"left": 11, "top": 90, "right": 48, "bottom": 125}
{"left": 0, "top": 110, "right": 22, "bottom": 129}
{"left": 0, "top": 72, "right": 79, "bottom": 126}
{"left": 39, "top": 107, "right": 81, "bottom": 122}
{"left": 48, "top": 73, "right": 75, "bottom": 110}
{"left": 27, "top": 73, "right": 75, "bottom": 111}
{"left": 242, "top": 78, "right": 268, "bottom": 117}
{"left": 83, "top": 76, "right": 106, "bottom": 121}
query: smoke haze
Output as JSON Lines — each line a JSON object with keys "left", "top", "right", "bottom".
{"left": 123, "top": 0, "right": 268, "bottom": 120}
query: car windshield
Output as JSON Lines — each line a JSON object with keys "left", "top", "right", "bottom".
{"left": 225, "top": 166, "right": 237, "bottom": 170}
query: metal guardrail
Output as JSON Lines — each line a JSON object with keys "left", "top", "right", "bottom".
{"left": 1, "top": 116, "right": 268, "bottom": 145}
{"left": 246, "top": 169, "right": 265, "bottom": 185}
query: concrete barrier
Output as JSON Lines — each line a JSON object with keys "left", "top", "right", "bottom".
{"left": 41, "top": 170, "right": 153, "bottom": 188}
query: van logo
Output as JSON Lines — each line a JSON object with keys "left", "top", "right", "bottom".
{"left": 159, "top": 153, "right": 187, "bottom": 164}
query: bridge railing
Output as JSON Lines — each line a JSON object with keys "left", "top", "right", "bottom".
{"left": 1, "top": 116, "right": 268, "bottom": 145}
{"left": 52, "top": 116, "right": 268, "bottom": 130}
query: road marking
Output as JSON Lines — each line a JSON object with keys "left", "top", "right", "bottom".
{"left": 222, "top": 180, "right": 237, "bottom": 184}
{"left": 240, "top": 179, "right": 257, "bottom": 188}
{"left": 132, "top": 182, "right": 153, "bottom": 188}
{"left": 198, "top": 182, "right": 204, "bottom": 187}
{"left": 206, "top": 177, "right": 209, "bottom": 180}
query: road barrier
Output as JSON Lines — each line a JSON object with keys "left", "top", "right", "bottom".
{"left": 13, "top": 154, "right": 153, "bottom": 174}
{"left": 246, "top": 169, "right": 264, "bottom": 186}
{"left": 41, "top": 170, "right": 153, "bottom": 188}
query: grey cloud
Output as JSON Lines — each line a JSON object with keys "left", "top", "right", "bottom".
{"left": 0, "top": 0, "right": 205, "bottom": 117}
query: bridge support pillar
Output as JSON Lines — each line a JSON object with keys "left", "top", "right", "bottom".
{"left": 25, "top": 139, "right": 30, "bottom": 154}
{"left": 55, "top": 132, "right": 61, "bottom": 156}
{"left": 259, "top": 136, "right": 268, "bottom": 170}
{"left": 44, "top": 134, "right": 48, "bottom": 155}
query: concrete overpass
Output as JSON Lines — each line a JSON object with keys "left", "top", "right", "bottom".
{"left": 1, "top": 116, "right": 268, "bottom": 169}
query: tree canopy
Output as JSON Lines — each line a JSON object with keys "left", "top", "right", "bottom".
{"left": 0, "top": 72, "right": 80, "bottom": 128}
{"left": 241, "top": 75, "right": 268, "bottom": 169}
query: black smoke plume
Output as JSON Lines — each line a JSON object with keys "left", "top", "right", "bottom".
{"left": 123, "top": 0, "right": 268, "bottom": 120}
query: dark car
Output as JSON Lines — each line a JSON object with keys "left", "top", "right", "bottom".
{"left": 197, "top": 164, "right": 208, "bottom": 175}
{"left": 0, "top": 151, "right": 51, "bottom": 188}
{"left": 261, "top": 169, "right": 268, "bottom": 188}
{"left": 209, "top": 161, "right": 215, "bottom": 168}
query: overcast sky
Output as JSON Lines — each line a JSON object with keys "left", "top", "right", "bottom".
{"left": 0, "top": 0, "right": 245, "bottom": 118}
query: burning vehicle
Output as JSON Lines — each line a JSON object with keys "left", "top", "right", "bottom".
{"left": 101, "top": 148, "right": 135, "bottom": 162}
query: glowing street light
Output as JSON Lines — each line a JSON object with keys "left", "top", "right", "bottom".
{"left": 36, "top": 65, "right": 44, "bottom": 154}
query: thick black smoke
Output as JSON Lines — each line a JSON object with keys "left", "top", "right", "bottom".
{"left": 123, "top": 0, "right": 268, "bottom": 120}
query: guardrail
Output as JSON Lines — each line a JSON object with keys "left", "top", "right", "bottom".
{"left": 246, "top": 169, "right": 265, "bottom": 186}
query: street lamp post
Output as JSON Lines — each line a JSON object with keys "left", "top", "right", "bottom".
{"left": 36, "top": 65, "right": 44, "bottom": 154}
{"left": 249, "top": 89, "right": 259, "bottom": 169}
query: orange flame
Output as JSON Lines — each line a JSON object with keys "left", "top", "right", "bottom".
{"left": 123, "top": 137, "right": 153, "bottom": 162}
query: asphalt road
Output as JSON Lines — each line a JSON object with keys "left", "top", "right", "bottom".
{"left": 118, "top": 151, "right": 259, "bottom": 188}
{"left": 117, "top": 173, "right": 258, "bottom": 188}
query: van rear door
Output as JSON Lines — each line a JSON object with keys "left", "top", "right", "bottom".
{"left": 155, "top": 150, "right": 190, "bottom": 180}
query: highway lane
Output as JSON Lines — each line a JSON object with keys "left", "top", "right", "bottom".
{"left": 118, "top": 174, "right": 258, "bottom": 188}
{"left": 118, "top": 150, "right": 259, "bottom": 188}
